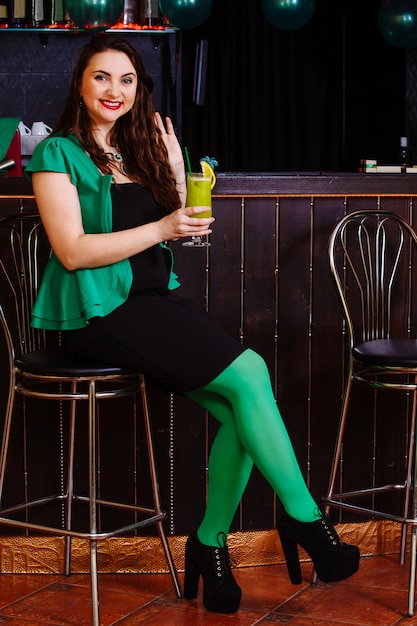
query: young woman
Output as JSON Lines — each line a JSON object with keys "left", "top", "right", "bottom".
{"left": 26, "top": 34, "right": 359, "bottom": 614}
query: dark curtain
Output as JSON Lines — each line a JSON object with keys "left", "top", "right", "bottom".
{"left": 407, "top": 48, "right": 417, "bottom": 166}
{"left": 181, "top": 0, "right": 406, "bottom": 173}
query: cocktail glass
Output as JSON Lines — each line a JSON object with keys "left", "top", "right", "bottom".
{"left": 182, "top": 172, "right": 212, "bottom": 248}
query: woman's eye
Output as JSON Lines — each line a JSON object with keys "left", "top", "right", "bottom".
{"left": 122, "top": 77, "right": 133, "bottom": 85}
{"left": 95, "top": 75, "right": 107, "bottom": 82}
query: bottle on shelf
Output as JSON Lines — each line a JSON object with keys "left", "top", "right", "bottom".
{"left": 30, "top": 0, "right": 47, "bottom": 27}
{"left": 0, "top": 1, "right": 7, "bottom": 26}
{"left": 7, "top": 0, "right": 29, "bottom": 27}
{"left": 49, "top": 0, "right": 66, "bottom": 26}
{"left": 400, "top": 136, "right": 409, "bottom": 173}
{"left": 118, "top": 0, "right": 139, "bottom": 28}
{"left": 139, "top": 0, "right": 160, "bottom": 26}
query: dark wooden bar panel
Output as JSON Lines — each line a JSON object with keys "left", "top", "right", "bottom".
{"left": 1, "top": 174, "right": 417, "bottom": 537}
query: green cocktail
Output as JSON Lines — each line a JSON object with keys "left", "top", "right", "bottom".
{"left": 183, "top": 172, "right": 213, "bottom": 247}
{"left": 186, "top": 173, "right": 212, "bottom": 217}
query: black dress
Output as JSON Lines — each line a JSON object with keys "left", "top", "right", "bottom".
{"left": 65, "top": 183, "right": 246, "bottom": 393}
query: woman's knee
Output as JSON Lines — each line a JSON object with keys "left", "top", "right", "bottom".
{"left": 217, "top": 349, "right": 271, "bottom": 392}
{"left": 236, "top": 349, "right": 269, "bottom": 379}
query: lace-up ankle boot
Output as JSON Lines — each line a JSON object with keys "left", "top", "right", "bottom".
{"left": 277, "top": 512, "right": 360, "bottom": 584}
{"left": 184, "top": 531, "right": 242, "bottom": 613}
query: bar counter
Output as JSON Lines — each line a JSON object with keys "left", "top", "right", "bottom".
{"left": 3, "top": 171, "right": 417, "bottom": 197}
{"left": 0, "top": 172, "right": 416, "bottom": 572}
{"left": 216, "top": 171, "right": 417, "bottom": 196}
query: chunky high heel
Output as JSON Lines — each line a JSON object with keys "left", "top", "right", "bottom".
{"left": 277, "top": 512, "right": 360, "bottom": 584}
{"left": 184, "top": 531, "right": 242, "bottom": 613}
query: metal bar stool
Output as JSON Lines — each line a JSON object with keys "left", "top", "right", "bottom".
{"left": 322, "top": 210, "right": 417, "bottom": 616}
{"left": 0, "top": 213, "right": 181, "bottom": 626}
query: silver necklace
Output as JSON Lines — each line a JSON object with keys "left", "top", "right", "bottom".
{"left": 96, "top": 129, "right": 128, "bottom": 176}
{"left": 104, "top": 150, "right": 128, "bottom": 176}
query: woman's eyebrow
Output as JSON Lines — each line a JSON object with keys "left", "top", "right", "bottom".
{"left": 92, "top": 70, "right": 136, "bottom": 77}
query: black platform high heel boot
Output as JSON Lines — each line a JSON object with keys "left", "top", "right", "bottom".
{"left": 277, "top": 512, "right": 360, "bottom": 584}
{"left": 184, "top": 531, "right": 242, "bottom": 613}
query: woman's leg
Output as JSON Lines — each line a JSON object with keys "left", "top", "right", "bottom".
{"left": 189, "top": 348, "right": 319, "bottom": 526}
{"left": 185, "top": 349, "right": 360, "bottom": 609}
{"left": 185, "top": 389, "right": 254, "bottom": 547}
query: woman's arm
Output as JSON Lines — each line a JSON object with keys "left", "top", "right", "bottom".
{"left": 32, "top": 171, "right": 213, "bottom": 271}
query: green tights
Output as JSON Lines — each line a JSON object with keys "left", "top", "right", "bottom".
{"left": 186, "top": 349, "right": 319, "bottom": 547}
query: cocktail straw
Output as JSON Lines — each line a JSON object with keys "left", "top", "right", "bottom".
{"left": 184, "top": 146, "right": 192, "bottom": 177}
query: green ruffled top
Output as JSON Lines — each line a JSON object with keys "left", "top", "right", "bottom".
{"left": 25, "top": 133, "right": 180, "bottom": 330}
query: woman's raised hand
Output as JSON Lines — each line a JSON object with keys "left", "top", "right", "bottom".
{"left": 155, "top": 113, "right": 185, "bottom": 180}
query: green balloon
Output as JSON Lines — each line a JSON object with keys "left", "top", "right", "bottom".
{"left": 262, "top": 0, "right": 315, "bottom": 31}
{"left": 159, "top": 0, "right": 212, "bottom": 29}
{"left": 67, "top": 0, "right": 124, "bottom": 31}
{"left": 378, "top": 0, "right": 417, "bottom": 49}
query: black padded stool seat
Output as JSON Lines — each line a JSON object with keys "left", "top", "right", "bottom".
{"left": 16, "top": 348, "right": 137, "bottom": 377}
{"left": 353, "top": 339, "right": 417, "bottom": 368}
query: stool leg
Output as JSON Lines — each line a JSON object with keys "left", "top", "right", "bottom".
{"left": 0, "top": 369, "right": 16, "bottom": 505}
{"left": 89, "top": 380, "right": 100, "bottom": 626}
{"left": 64, "top": 388, "right": 77, "bottom": 576}
{"left": 326, "top": 378, "right": 353, "bottom": 503}
{"left": 407, "top": 526, "right": 417, "bottom": 616}
{"left": 406, "top": 387, "right": 417, "bottom": 616}
{"left": 90, "top": 541, "right": 99, "bottom": 626}
{"left": 140, "top": 376, "right": 181, "bottom": 598}
{"left": 401, "top": 389, "right": 417, "bottom": 565}
{"left": 156, "top": 518, "right": 182, "bottom": 598}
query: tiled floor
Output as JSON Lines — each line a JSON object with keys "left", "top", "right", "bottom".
{"left": 0, "top": 555, "right": 416, "bottom": 625}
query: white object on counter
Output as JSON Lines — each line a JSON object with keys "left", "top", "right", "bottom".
{"left": 31, "top": 121, "right": 52, "bottom": 136}
{"left": 20, "top": 134, "right": 48, "bottom": 155}
{"left": 19, "top": 120, "right": 53, "bottom": 155}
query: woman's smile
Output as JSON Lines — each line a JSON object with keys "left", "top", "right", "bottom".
{"left": 100, "top": 99, "right": 123, "bottom": 111}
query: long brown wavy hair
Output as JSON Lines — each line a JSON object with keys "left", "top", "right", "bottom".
{"left": 53, "top": 34, "right": 180, "bottom": 213}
